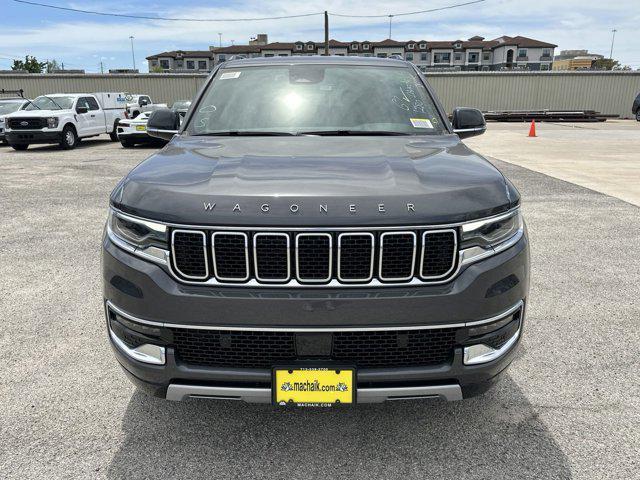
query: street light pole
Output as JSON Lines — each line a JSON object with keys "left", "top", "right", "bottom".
{"left": 609, "top": 29, "right": 617, "bottom": 59}
{"left": 129, "top": 35, "right": 136, "bottom": 71}
{"left": 388, "top": 15, "right": 394, "bottom": 38}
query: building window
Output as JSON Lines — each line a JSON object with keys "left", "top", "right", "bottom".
{"left": 518, "top": 49, "right": 527, "bottom": 58}
{"left": 405, "top": 53, "right": 414, "bottom": 61}
{"left": 151, "top": 60, "right": 158, "bottom": 66}
{"left": 363, "top": 44, "right": 370, "bottom": 50}
{"left": 420, "top": 53, "right": 427, "bottom": 61}
{"left": 433, "top": 53, "right": 450, "bottom": 63}
{"left": 407, "top": 43, "right": 415, "bottom": 49}
{"left": 296, "top": 44, "right": 303, "bottom": 51}
{"left": 159, "top": 59, "right": 170, "bottom": 69}
{"left": 419, "top": 43, "right": 426, "bottom": 49}
{"left": 363, "top": 53, "right": 372, "bottom": 57}
{"left": 351, "top": 43, "right": 358, "bottom": 49}
{"left": 377, "top": 53, "right": 387, "bottom": 58}
{"left": 483, "top": 52, "right": 490, "bottom": 61}
{"left": 540, "top": 63, "right": 550, "bottom": 70}
{"left": 186, "top": 60, "right": 195, "bottom": 69}
{"left": 307, "top": 44, "right": 314, "bottom": 50}
{"left": 454, "top": 53, "right": 462, "bottom": 61}
{"left": 468, "top": 52, "right": 479, "bottom": 63}
{"left": 542, "top": 48, "right": 551, "bottom": 57}
{"left": 278, "top": 53, "right": 288, "bottom": 57}
{"left": 454, "top": 43, "right": 461, "bottom": 48}
{"left": 218, "top": 54, "right": 226, "bottom": 62}
{"left": 198, "top": 60, "right": 207, "bottom": 70}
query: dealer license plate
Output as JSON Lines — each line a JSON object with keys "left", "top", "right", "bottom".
{"left": 136, "top": 125, "right": 146, "bottom": 131}
{"left": 273, "top": 367, "right": 355, "bottom": 407}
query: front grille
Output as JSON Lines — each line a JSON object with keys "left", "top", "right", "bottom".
{"left": 169, "top": 227, "right": 458, "bottom": 286}
{"left": 171, "top": 230, "right": 208, "bottom": 279}
{"left": 170, "top": 328, "right": 457, "bottom": 369}
{"left": 8, "top": 118, "right": 46, "bottom": 129}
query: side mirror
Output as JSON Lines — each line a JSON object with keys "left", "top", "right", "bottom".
{"left": 76, "top": 106, "right": 89, "bottom": 114}
{"left": 451, "top": 107, "right": 486, "bottom": 139}
{"left": 147, "top": 108, "right": 180, "bottom": 141}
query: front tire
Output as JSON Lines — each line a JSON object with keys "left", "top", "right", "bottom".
{"left": 60, "top": 126, "right": 77, "bottom": 150}
{"left": 11, "top": 144, "right": 29, "bottom": 151}
{"left": 636, "top": 111, "right": 640, "bottom": 122}
{"left": 120, "top": 138, "right": 135, "bottom": 148}
{"left": 110, "top": 120, "right": 120, "bottom": 141}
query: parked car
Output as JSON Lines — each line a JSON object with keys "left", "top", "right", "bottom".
{"left": 0, "top": 97, "right": 29, "bottom": 145}
{"left": 104, "top": 57, "right": 528, "bottom": 406}
{"left": 117, "top": 109, "right": 168, "bottom": 148}
{"left": 125, "top": 94, "right": 166, "bottom": 119}
{"left": 4, "top": 92, "right": 126, "bottom": 150}
{"left": 633, "top": 92, "right": 640, "bottom": 121}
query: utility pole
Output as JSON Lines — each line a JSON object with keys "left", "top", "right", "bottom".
{"left": 218, "top": 33, "right": 222, "bottom": 47}
{"left": 388, "top": 15, "right": 394, "bottom": 39}
{"left": 100, "top": 61, "right": 104, "bottom": 74}
{"left": 129, "top": 35, "right": 136, "bottom": 71}
{"left": 609, "top": 29, "right": 617, "bottom": 59}
{"left": 324, "top": 11, "right": 329, "bottom": 56}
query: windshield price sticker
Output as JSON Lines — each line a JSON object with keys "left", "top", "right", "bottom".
{"left": 410, "top": 118, "right": 434, "bottom": 129}
{"left": 220, "top": 71, "right": 241, "bottom": 80}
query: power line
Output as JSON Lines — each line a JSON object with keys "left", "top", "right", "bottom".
{"left": 12, "top": 0, "right": 486, "bottom": 22}
{"left": 12, "top": 0, "right": 323, "bottom": 21}
{"left": 330, "top": 0, "right": 486, "bottom": 18}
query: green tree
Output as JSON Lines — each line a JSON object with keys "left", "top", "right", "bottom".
{"left": 150, "top": 64, "right": 165, "bottom": 73}
{"left": 592, "top": 58, "right": 619, "bottom": 70}
{"left": 46, "top": 59, "right": 61, "bottom": 73}
{"left": 11, "top": 55, "right": 48, "bottom": 73}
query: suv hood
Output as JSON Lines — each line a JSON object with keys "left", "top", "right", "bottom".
{"left": 111, "top": 135, "right": 518, "bottom": 226}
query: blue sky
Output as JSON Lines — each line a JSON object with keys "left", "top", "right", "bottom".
{"left": 1, "top": 0, "right": 638, "bottom": 72}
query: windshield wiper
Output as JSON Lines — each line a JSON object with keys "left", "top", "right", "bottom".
{"left": 197, "top": 131, "right": 296, "bottom": 136}
{"left": 299, "top": 130, "right": 411, "bottom": 136}
{"left": 42, "top": 95, "right": 63, "bottom": 110}
{"left": 24, "top": 99, "right": 41, "bottom": 110}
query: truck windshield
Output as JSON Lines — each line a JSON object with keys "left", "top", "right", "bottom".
{"left": 0, "top": 101, "right": 24, "bottom": 115}
{"left": 187, "top": 64, "right": 446, "bottom": 136}
{"left": 25, "top": 96, "right": 75, "bottom": 111}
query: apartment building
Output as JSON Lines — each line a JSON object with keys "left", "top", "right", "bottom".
{"left": 147, "top": 34, "right": 556, "bottom": 73}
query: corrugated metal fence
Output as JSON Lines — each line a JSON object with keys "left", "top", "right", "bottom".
{"left": 1, "top": 71, "right": 639, "bottom": 118}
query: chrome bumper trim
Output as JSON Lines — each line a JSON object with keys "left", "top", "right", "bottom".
{"left": 105, "top": 299, "right": 523, "bottom": 332}
{"left": 166, "top": 383, "right": 463, "bottom": 403}
{"left": 463, "top": 327, "right": 521, "bottom": 365}
{"left": 109, "top": 329, "right": 166, "bottom": 365}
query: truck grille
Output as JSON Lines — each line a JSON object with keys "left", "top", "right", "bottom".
{"left": 8, "top": 117, "right": 46, "bottom": 129}
{"left": 170, "top": 228, "right": 458, "bottom": 286}
{"left": 170, "top": 327, "right": 457, "bottom": 368}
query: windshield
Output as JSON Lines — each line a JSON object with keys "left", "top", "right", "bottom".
{"left": 187, "top": 64, "right": 445, "bottom": 135}
{"left": 25, "top": 96, "right": 75, "bottom": 111}
{"left": 0, "top": 101, "right": 24, "bottom": 115}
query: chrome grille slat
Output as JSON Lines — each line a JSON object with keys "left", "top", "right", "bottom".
{"left": 211, "top": 232, "right": 249, "bottom": 281}
{"left": 295, "top": 233, "right": 332, "bottom": 283}
{"left": 378, "top": 231, "right": 416, "bottom": 281}
{"left": 169, "top": 227, "right": 458, "bottom": 287}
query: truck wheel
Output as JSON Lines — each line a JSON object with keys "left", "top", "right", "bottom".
{"left": 120, "top": 138, "right": 135, "bottom": 148}
{"left": 11, "top": 144, "right": 29, "bottom": 151}
{"left": 110, "top": 120, "right": 120, "bottom": 141}
{"left": 60, "top": 126, "right": 78, "bottom": 150}
{"left": 636, "top": 111, "right": 640, "bottom": 122}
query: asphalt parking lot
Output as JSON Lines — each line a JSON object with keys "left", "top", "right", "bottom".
{"left": 1, "top": 123, "right": 639, "bottom": 479}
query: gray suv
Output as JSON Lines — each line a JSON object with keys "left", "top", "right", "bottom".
{"left": 103, "top": 57, "right": 529, "bottom": 406}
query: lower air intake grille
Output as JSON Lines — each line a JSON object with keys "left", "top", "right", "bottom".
{"left": 170, "top": 328, "right": 457, "bottom": 369}
{"left": 421, "top": 230, "right": 457, "bottom": 278}
{"left": 172, "top": 231, "right": 207, "bottom": 279}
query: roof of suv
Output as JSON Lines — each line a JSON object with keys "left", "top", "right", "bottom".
{"left": 221, "top": 55, "right": 410, "bottom": 68}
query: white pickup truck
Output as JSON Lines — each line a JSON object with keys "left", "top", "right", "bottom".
{"left": 4, "top": 92, "right": 127, "bottom": 150}
{"left": 125, "top": 94, "right": 166, "bottom": 119}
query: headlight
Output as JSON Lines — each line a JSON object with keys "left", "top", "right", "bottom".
{"left": 459, "top": 208, "right": 524, "bottom": 265}
{"left": 107, "top": 209, "right": 168, "bottom": 263}
{"left": 47, "top": 117, "right": 59, "bottom": 128}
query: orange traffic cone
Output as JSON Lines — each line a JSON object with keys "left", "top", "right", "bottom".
{"left": 528, "top": 119, "right": 537, "bottom": 137}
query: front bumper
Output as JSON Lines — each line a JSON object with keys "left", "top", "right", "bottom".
{"left": 103, "top": 232, "right": 529, "bottom": 403}
{"left": 5, "top": 130, "right": 62, "bottom": 145}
